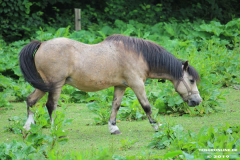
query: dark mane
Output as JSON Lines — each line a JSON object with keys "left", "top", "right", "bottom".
{"left": 105, "top": 34, "right": 199, "bottom": 81}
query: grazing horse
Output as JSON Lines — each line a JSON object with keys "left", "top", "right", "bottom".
{"left": 19, "top": 34, "right": 202, "bottom": 134}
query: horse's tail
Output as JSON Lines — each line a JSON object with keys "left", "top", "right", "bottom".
{"left": 19, "top": 41, "right": 54, "bottom": 92}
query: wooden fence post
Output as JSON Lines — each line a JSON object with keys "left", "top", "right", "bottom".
{"left": 75, "top": 8, "right": 81, "bottom": 31}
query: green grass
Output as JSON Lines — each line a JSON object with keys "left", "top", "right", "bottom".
{"left": 0, "top": 87, "right": 239, "bottom": 157}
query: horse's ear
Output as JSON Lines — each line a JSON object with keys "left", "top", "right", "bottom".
{"left": 183, "top": 60, "right": 189, "bottom": 71}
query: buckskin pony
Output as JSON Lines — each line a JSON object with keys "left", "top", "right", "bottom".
{"left": 19, "top": 34, "right": 202, "bottom": 134}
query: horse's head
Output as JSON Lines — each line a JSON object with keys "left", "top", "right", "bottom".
{"left": 174, "top": 61, "right": 202, "bottom": 107}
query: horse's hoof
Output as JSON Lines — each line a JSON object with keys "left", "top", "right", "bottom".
{"left": 151, "top": 123, "right": 162, "bottom": 131}
{"left": 111, "top": 130, "right": 122, "bottom": 135}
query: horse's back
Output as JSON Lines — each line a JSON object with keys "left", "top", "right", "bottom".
{"left": 34, "top": 37, "right": 148, "bottom": 92}
{"left": 34, "top": 38, "right": 131, "bottom": 91}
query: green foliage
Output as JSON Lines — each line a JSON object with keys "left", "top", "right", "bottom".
{"left": 0, "top": 91, "right": 12, "bottom": 108}
{"left": 0, "top": 104, "right": 73, "bottom": 159}
{"left": 0, "top": 38, "right": 33, "bottom": 101}
{"left": 148, "top": 123, "right": 240, "bottom": 159}
{"left": 119, "top": 137, "right": 138, "bottom": 151}
{"left": 0, "top": 0, "right": 44, "bottom": 42}
{"left": 53, "top": 0, "right": 240, "bottom": 29}
{"left": 2, "top": 0, "right": 240, "bottom": 42}
{"left": 118, "top": 98, "right": 147, "bottom": 121}
{"left": 36, "top": 26, "right": 71, "bottom": 41}
{"left": 30, "top": 105, "right": 73, "bottom": 148}
{"left": 12, "top": 80, "right": 34, "bottom": 101}
{"left": 0, "top": 140, "right": 47, "bottom": 160}
{"left": 86, "top": 89, "right": 113, "bottom": 125}
{"left": 4, "top": 116, "right": 25, "bottom": 134}
{"left": 87, "top": 101, "right": 110, "bottom": 125}
{"left": 103, "top": 0, "right": 163, "bottom": 25}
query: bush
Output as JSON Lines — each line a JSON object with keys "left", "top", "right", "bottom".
{"left": 0, "top": 0, "right": 43, "bottom": 42}
{"left": 2, "top": 0, "right": 240, "bottom": 42}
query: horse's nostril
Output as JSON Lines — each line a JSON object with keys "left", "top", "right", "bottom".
{"left": 191, "top": 100, "right": 196, "bottom": 106}
{"left": 193, "top": 100, "right": 200, "bottom": 106}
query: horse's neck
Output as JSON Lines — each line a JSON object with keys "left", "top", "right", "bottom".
{"left": 148, "top": 72, "right": 175, "bottom": 82}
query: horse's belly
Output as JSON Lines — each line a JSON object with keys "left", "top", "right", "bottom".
{"left": 65, "top": 76, "right": 123, "bottom": 92}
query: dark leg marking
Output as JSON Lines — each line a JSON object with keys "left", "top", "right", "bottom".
{"left": 140, "top": 103, "right": 157, "bottom": 124}
{"left": 45, "top": 82, "right": 64, "bottom": 125}
{"left": 111, "top": 120, "right": 116, "bottom": 126}
{"left": 46, "top": 92, "right": 54, "bottom": 117}
{"left": 129, "top": 80, "right": 159, "bottom": 131}
{"left": 141, "top": 104, "right": 151, "bottom": 113}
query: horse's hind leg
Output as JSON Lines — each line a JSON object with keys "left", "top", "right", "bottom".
{"left": 24, "top": 89, "right": 46, "bottom": 131}
{"left": 109, "top": 86, "right": 126, "bottom": 135}
{"left": 46, "top": 86, "right": 63, "bottom": 127}
{"left": 129, "top": 80, "right": 160, "bottom": 131}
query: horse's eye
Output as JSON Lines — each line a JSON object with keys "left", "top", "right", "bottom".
{"left": 189, "top": 79, "right": 194, "bottom": 84}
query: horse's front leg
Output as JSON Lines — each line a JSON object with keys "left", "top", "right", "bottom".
{"left": 108, "top": 86, "right": 126, "bottom": 135}
{"left": 130, "top": 80, "right": 160, "bottom": 131}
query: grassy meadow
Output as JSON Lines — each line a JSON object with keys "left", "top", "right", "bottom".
{"left": 0, "top": 87, "right": 239, "bottom": 158}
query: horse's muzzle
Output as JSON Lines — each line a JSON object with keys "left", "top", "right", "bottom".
{"left": 188, "top": 99, "right": 201, "bottom": 107}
